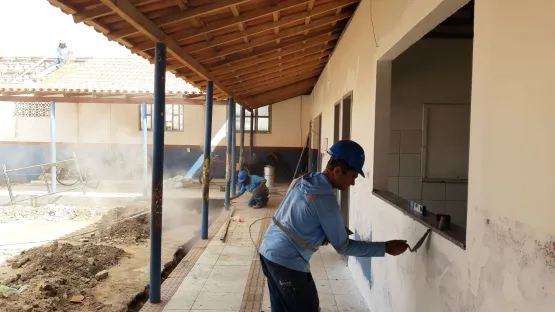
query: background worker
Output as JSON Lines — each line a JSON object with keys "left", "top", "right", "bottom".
{"left": 259, "top": 140, "right": 409, "bottom": 312}
{"left": 231, "top": 170, "right": 270, "bottom": 208}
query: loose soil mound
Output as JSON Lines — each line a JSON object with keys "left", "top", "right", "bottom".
{"left": 0, "top": 241, "right": 127, "bottom": 312}
{"left": 95, "top": 206, "right": 150, "bottom": 245}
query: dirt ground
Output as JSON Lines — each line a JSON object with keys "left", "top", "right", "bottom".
{"left": 0, "top": 195, "right": 218, "bottom": 312}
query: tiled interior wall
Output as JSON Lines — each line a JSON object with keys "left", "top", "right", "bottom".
{"left": 388, "top": 128, "right": 468, "bottom": 226}
{"left": 385, "top": 39, "right": 473, "bottom": 227}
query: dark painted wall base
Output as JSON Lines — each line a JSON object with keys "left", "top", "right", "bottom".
{"left": 0, "top": 143, "right": 304, "bottom": 183}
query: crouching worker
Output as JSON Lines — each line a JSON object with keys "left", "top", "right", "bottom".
{"left": 259, "top": 140, "right": 409, "bottom": 312}
{"left": 231, "top": 170, "right": 270, "bottom": 208}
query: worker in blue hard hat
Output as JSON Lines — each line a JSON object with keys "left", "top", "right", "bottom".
{"left": 230, "top": 170, "right": 270, "bottom": 208}
{"left": 259, "top": 139, "right": 409, "bottom": 312}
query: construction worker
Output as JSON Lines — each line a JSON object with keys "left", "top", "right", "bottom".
{"left": 231, "top": 170, "right": 270, "bottom": 208}
{"left": 259, "top": 140, "right": 409, "bottom": 312}
{"left": 51, "top": 40, "right": 72, "bottom": 68}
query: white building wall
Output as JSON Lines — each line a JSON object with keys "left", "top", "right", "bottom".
{"left": 303, "top": 0, "right": 555, "bottom": 311}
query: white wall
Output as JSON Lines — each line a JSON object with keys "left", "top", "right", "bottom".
{"left": 0, "top": 97, "right": 305, "bottom": 148}
{"left": 302, "top": 0, "right": 555, "bottom": 311}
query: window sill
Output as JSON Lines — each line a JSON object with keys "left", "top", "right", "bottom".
{"left": 372, "top": 189, "right": 466, "bottom": 249}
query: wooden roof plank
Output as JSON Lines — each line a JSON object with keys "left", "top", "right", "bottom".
{"left": 197, "top": 11, "right": 351, "bottom": 62}
{"left": 221, "top": 52, "right": 329, "bottom": 84}
{"left": 99, "top": 0, "right": 235, "bottom": 98}
{"left": 241, "top": 77, "right": 317, "bottom": 108}
{"left": 183, "top": 0, "right": 357, "bottom": 54}
{"left": 209, "top": 31, "right": 340, "bottom": 74}
{"left": 132, "top": 0, "right": 311, "bottom": 51}
{"left": 215, "top": 45, "right": 332, "bottom": 80}
{"left": 111, "top": 0, "right": 251, "bottom": 39}
{"left": 234, "top": 69, "right": 322, "bottom": 94}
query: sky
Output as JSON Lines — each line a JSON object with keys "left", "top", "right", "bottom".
{"left": 0, "top": 0, "right": 131, "bottom": 57}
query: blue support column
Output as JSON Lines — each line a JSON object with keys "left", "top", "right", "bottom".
{"left": 141, "top": 103, "right": 148, "bottom": 195}
{"left": 201, "top": 81, "right": 214, "bottom": 239}
{"left": 239, "top": 107, "right": 245, "bottom": 172}
{"left": 249, "top": 109, "right": 254, "bottom": 164}
{"left": 149, "top": 42, "right": 166, "bottom": 304}
{"left": 231, "top": 103, "right": 237, "bottom": 195}
{"left": 50, "top": 101, "right": 56, "bottom": 193}
{"left": 224, "top": 98, "right": 234, "bottom": 209}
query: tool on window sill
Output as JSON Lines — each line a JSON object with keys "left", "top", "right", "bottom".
{"left": 408, "top": 229, "right": 432, "bottom": 252}
{"left": 436, "top": 214, "right": 451, "bottom": 230}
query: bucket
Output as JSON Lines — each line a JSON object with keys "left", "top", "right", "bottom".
{"left": 264, "top": 165, "right": 275, "bottom": 187}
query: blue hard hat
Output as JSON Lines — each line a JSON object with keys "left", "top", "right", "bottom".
{"left": 327, "top": 140, "right": 365, "bottom": 178}
{"left": 238, "top": 170, "right": 249, "bottom": 184}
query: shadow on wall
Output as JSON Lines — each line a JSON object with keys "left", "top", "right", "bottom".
{"left": 354, "top": 230, "right": 374, "bottom": 289}
{"left": 0, "top": 143, "right": 303, "bottom": 183}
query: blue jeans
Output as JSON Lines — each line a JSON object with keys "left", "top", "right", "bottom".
{"left": 260, "top": 254, "right": 320, "bottom": 312}
{"left": 248, "top": 187, "right": 269, "bottom": 208}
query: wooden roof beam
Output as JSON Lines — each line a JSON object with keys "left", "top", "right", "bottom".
{"left": 221, "top": 53, "right": 329, "bottom": 84}
{"left": 241, "top": 77, "right": 317, "bottom": 108}
{"left": 224, "top": 56, "right": 328, "bottom": 86}
{"left": 215, "top": 45, "right": 332, "bottom": 80}
{"left": 182, "top": 0, "right": 357, "bottom": 54}
{"left": 111, "top": 0, "right": 250, "bottom": 39}
{"left": 168, "top": 0, "right": 311, "bottom": 44}
{"left": 197, "top": 11, "right": 352, "bottom": 62}
{"left": 233, "top": 69, "right": 323, "bottom": 94}
{"left": 73, "top": 0, "right": 155, "bottom": 23}
{"left": 209, "top": 31, "right": 340, "bottom": 74}
{"left": 48, "top": 0, "right": 110, "bottom": 33}
{"left": 238, "top": 72, "right": 322, "bottom": 97}
{"left": 99, "top": 0, "right": 235, "bottom": 99}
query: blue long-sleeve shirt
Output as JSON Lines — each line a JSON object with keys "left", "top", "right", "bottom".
{"left": 238, "top": 175, "right": 266, "bottom": 195}
{"left": 259, "top": 172, "right": 385, "bottom": 272}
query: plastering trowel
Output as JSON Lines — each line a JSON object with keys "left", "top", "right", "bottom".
{"left": 408, "top": 229, "right": 432, "bottom": 252}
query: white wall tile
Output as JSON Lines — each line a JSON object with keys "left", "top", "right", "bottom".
{"left": 389, "top": 130, "right": 401, "bottom": 153}
{"left": 400, "top": 130, "right": 422, "bottom": 153}
{"left": 422, "top": 183, "right": 446, "bottom": 200}
{"left": 388, "top": 177, "right": 399, "bottom": 195}
{"left": 446, "top": 183, "right": 468, "bottom": 201}
{"left": 388, "top": 154, "right": 400, "bottom": 176}
{"left": 391, "top": 105, "right": 422, "bottom": 131}
{"left": 422, "top": 200, "right": 446, "bottom": 215}
{"left": 398, "top": 177, "right": 421, "bottom": 200}
{"left": 445, "top": 201, "right": 467, "bottom": 228}
{"left": 399, "top": 153, "right": 421, "bottom": 177}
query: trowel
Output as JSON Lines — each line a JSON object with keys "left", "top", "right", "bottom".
{"left": 408, "top": 229, "right": 432, "bottom": 252}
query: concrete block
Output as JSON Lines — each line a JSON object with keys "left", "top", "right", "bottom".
{"left": 389, "top": 131, "right": 401, "bottom": 153}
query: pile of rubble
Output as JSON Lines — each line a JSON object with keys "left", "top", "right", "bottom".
{"left": 0, "top": 204, "right": 99, "bottom": 223}
{"left": 0, "top": 241, "right": 127, "bottom": 312}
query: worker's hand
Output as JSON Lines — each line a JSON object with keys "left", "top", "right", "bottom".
{"left": 385, "top": 240, "right": 409, "bottom": 256}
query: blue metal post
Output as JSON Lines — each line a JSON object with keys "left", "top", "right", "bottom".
{"left": 249, "top": 109, "right": 254, "bottom": 164}
{"left": 231, "top": 103, "right": 237, "bottom": 195}
{"left": 224, "top": 98, "right": 234, "bottom": 209}
{"left": 201, "top": 81, "right": 214, "bottom": 239}
{"left": 239, "top": 107, "right": 245, "bottom": 173}
{"left": 50, "top": 101, "right": 56, "bottom": 193}
{"left": 149, "top": 42, "right": 166, "bottom": 304}
{"left": 141, "top": 103, "right": 148, "bottom": 195}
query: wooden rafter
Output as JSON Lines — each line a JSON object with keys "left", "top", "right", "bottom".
{"left": 197, "top": 12, "right": 351, "bottom": 62}
{"left": 242, "top": 77, "right": 318, "bottom": 108}
{"left": 182, "top": 0, "right": 357, "bottom": 54}
{"left": 99, "top": 0, "right": 234, "bottom": 98}
{"left": 47, "top": 0, "right": 361, "bottom": 109}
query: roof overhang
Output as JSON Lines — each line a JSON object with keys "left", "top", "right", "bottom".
{"left": 47, "top": 0, "right": 360, "bottom": 109}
